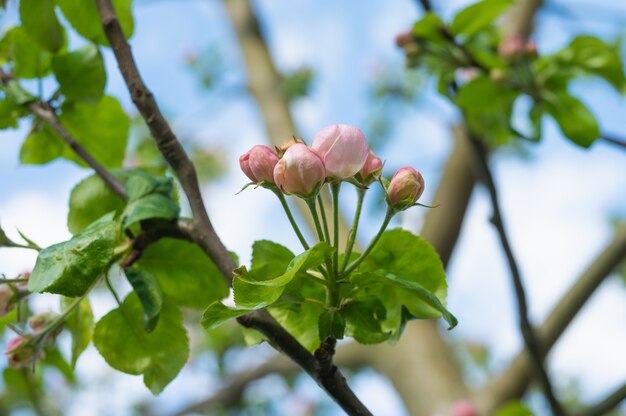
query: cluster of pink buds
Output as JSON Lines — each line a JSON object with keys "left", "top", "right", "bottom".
{"left": 498, "top": 35, "right": 537, "bottom": 62}
{"left": 4, "top": 309, "right": 62, "bottom": 369}
{"left": 239, "top": 124, "right": 423, "bottom": 211}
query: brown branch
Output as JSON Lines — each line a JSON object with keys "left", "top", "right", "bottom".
{"left": 575, "top": 382, "right": 626, "bottom": 416}
{"left": 95, "top": 0, "right": 235, "bottom": 282}
{"left": 237, "top": 310, "right": 373, "bottom": 416}
{"left": 0, "top": 69, "right": 126, "bottom": 199}
{"left": 478, "top": 224, "right": 626, "bottom": 412}
{"left": 466, "top": 134, "right": 565, "bottom": 415}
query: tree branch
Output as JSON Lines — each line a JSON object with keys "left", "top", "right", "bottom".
{"left": 478, "top": 224, "right": 626, "bottom": 412}
{"left": 575, "top": 382, "right": 626, "bottom": 416}
{"left": 0, "top": 69, "right": 126, "bottom": 199}
{"left": 95, "top": 0, "right": 235, "bottom": 282}
{"left": 237, "top": 310, "right": 373, "bottom": 416}
{"left": 601, "top": 134, "right": 626, "bottom": 150}
{"left": 466, "top": 134, "right": 565, "bottom": 415}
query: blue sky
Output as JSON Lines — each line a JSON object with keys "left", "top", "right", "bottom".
{"left": 1, "top": 0, "right": 626, "bottom": 414}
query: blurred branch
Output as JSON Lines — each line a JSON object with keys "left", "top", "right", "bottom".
{"left": 466, "top": 133, "right": 565, "bottom": 415}
{"left": 96, "top": 2, "right": 372, "bottom": 414}
{"left": 478, "top": 225, "right": 626, "bottom": 412}
{"left": 575, "top": 381, "right": 626, "bottom": 416}
{"left": 95, "top": 0, "right": 235, "bottom": 281}
{"left": 0, "top": 69, "right": 126, "bottom": 199}
{"left": 601, "top": 135, "right": 626, "bottom": 150}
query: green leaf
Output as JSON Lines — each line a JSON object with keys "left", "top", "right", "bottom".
{"left": 29, "top": 213, "right": 116, "bottom": 296}
{"left": 342, "top": 296, "right": 390, "bottom": 344}
{"left": 558, "top": 35, "right": 626, "bottom": 94}
{"left": 412, "top": 12, "right": 445, "bottom": 43}
{"left": 201, "top": 302, "right": 252, "bottom": 330}
{"left": 450, "top": 0, "right": 513, "bottom": 37}
{"left": 68, "top": 172, "right": 126, "bottom": 235}
{"left": 61, "top": 297, "right": 94, "bottom": 368}
{"left": 52, "top": 44, "right": 106, "bottom": 102}
{"left": 233, "top": 242, "right": 332, "bottom": 309}
{"left": 93, "top": 293, "right": 188, "bottom": 394}
{"left": 353, "top": 229, "right": 455, "bottom": 334}
{"left": 41, "top": 348, "right": 75, "bottom": 382}
{"left": 352, "top": 272, "right": 457, "bottom": 330}
{"left": 137, "top": 238, "right": 228, "bottom": 308}
{"left": 19, "top": 124, "right": 65, "bottom": 165}
{"left": 56, "top": 0, "right": 134, "bottom": 46}
{"left": 250, "top": 240, "right": 295, "bottom": 278}
{"left": 124, "top": 268, "right": 163, "bottom": 333}
{"left": 544, "top": 92, "right": 599, "bottom": 148}
{"left": 318, "top": 310, "right": 345, "bottom": 340}
{"left": 495, "top": 401, "right": 534, "bottom": 416}
{"left": 19, "top": 0, "right": 64, "bottom": 52}
{"left": 0, "top": 27, "right": 53, "bottom": 79}
{"left": 59, "top": 96, "right": 129, "bottom": 168}
{"left": 122, "top": 172, "right": 179, "bottom": 228}
{"left": 0, "top": 99, "right": 27, "bottom": 129}
{"left": 5, "top": 80, "right": 35, "bottom": 105}
{"left": 456, "top": 75, "right": 517, "bottom": 114}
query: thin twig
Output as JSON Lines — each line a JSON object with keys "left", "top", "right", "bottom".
{"left": 575, "top": 382, "right": 626, "bottom": 416}
{"left": 467, "top": 135, "right": 565, "bottom": 416}
{"left": 0, "top": 69, "right": 126, "bottom": 199}
{"left": 95, "top": 0, "right": 235, "bottom": 282}
{"left": 237, "top": 310, "right": 373, "bottom": 416}
{"left": 601, "top": 135, "right": 626, "bottom": 149}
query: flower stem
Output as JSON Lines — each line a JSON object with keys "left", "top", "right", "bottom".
{"left": 273, "top": 189, "right": 310, "bottom": 250}
{"left": 331, "top": 182, "right": 341, "bottom": 281}
{"left": 341, "top": 207, "right": 394, "bottom": 278}
{"left": 318, "top": 192, "right": 331, "bottom": 243}
{"left": 306, "top": 199, "right": 327, "bottom": 243}
{"left": 341, "top": 187, "right": 365, "bottom": 274}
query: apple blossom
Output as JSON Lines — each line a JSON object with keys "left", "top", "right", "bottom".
{"left": 239, "top": 145, "right": 279, "bottom": 184}
{"left": 273, "top": 143, "right": 325, "bottom": 197}
{"left": 6, "top": 336, "right": 42, "bottom": 369}
{"left": 387, "top": 167, "right": 425, "bottom": 210}
{"left": 357, "top": 149, "right": 383, "bottom": 184}
{"left": 311, "top": 124, "right": 369, "bottom": 179}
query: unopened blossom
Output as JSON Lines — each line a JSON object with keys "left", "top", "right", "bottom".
{"left": 0, "top": 284, "right": 14, "bottom": 317}
{"left": 451, "top": 400, "right": 477, "bottom": 416}
{"left": 387, "top": 167, "right": 425, "bottom": 210}
{"left": 6, "top": 336, "right": 42, "bottom": 369}
{"left": 239, "top": 145, "right": 280, "bottom": 184}
{"left": 311, "top": 124, "right": 369, "bottom": 179}
{"left": 357, "top": 149, "right": 383, "bottom": 184}
{"left": 273, "top": 143, "right": 325, "bottom": 197}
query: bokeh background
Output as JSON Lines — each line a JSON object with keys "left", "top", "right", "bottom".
{"left": 1, "top": 0, "right": 626, "bottom": 414}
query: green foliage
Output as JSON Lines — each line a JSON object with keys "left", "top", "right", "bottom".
{"left": 61, "top": 297, "right": 94, "bottom": 368}
{"left": 56, "top": 0, "right": 134, "bottom": 46}
{"left": 137, "top": 238, "right": 228, "bottom": 308}
{"left": 0, "top": 27, "right": 53, "bottom": 79}
{"left": 52, "top": 44, "right": 106, "bottom": 102}
{"left": 67, "top": 172, "right": 126, "bottom": 234}
{"left": 279, "top": 68, "right": 314, "bottom": 101}
{"left": 0, "top": 99, "right": 26, "bottom": 128}
{"left": 19, "top": 124, "right": 65, "bottom": 165}
{"left": 19, "top": 0, "right": 65, "bottom": 53}
{"left": 122, "top": 171, "right": 180, "bottom": 228}
{"left": 124, "top": 268, "right": 163, "bottom": 333}
{"left": 318, "top": 309, "right": 345, "bottom": 340}
{"left": 93, "top": 293, "right": 188, "bottom": 394}
{"left": 495, "top": 401, "right": 534, "bottom": 416}
{"left": 202, "top": 302, "right": 252, "bottom": 331}
{"left": 29, "top": 213, "right": 117, "bottom": 296}
{"left": 233, "top": 242, "right": 332, "bottom": 309}
{"left": 450, "top": 0, "right": 513, "bottom": 37}
{"left": 342, "top": 295, "right": 389, "bottom": 344}
{"left": 59, "top": 96, "right": 129, "bottom": 168}
{"left": 544, "top": 91, "right": 599, "bottom": 148}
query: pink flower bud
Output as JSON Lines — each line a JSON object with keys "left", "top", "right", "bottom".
{"left": 28, "top": 312, "right": 59, "bottom": 333}
{"left": 358, "top": 149, "right": 383, "bottom": 184}
{"left": 387, "top": 167, "right": 425, "bottom": 210}
{"left": 6, "top": 336, "right": 42, "bottom": 369}
{"left": 273, "top": 143, "right": 325, "bottom": 197}
{"left": 0, "top": 284, "right": 15, "bottom": 317}
{"left": 311, "top": 124, "right": 369, "bottom": 179}
{"left": 16, "top": 271, "right": 30, "bottom": 290}
{"left": 239, "top": 145, "right": 280, "bottom": 184}
{"left": 498, "top": 35, "right": 525, "bottom": 58}
{"left": 452, "top": 400, "right": 477, "bottom": 416}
